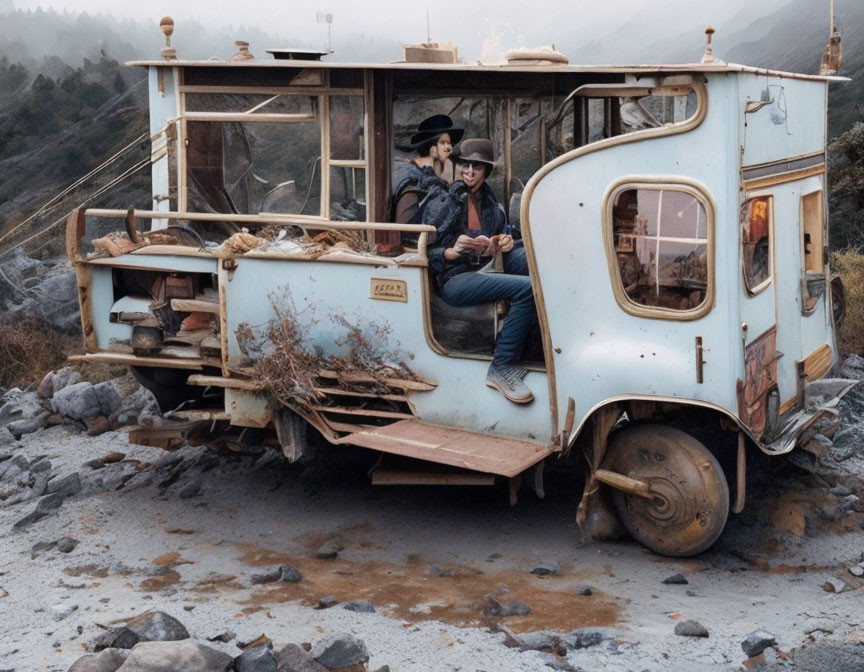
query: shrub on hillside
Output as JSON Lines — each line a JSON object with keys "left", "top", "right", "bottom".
{"left": 831, "top": 249, "right": 864, "bottom": 356}
{"left": 0, "top": 316, "right": 77, "bottom": 389}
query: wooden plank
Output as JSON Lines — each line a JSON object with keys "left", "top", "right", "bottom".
{"left": 317, "top": 369, "right": 437, "bottom": 391}
{"left": 170, "top": 409, "right": 231, "bottom": 421}
{"left": 68, "top": 353, "right": 204, "bottom": 370}
{"left": 313, "top": 386, "right": 408, "bottom": 402}
{"left": 313, "top": 405, "right": 415, "bottom": 419}
{"left": 74, "top": 264, "right": 98, "bottom": 352}
{"left": 217, "top": 262, "right": 230, "bottom": 377}
{"left": 183, "top": 112, "right": 316, "bottom": 123}
{"left": 65, "top": 208, "right": 86, "bottom": 261}
{"left": 187, "top": 374, "right": 263, "bottom": 391}
{"left": 337, "top": 419, "right": 552, "bottom": 478}
{"left": 371, "top": 471, "right": 496, "bottom": 486}
{"left": 170, "top": 298, "right": 221, "bottom": 314}
{"left": 179, "top": 85, "right": 364, "bottom": 96}
{"left": 83, "top": 208, "right": 435, "bottom": 233}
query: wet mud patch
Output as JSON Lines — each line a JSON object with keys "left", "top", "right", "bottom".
{"left": 193, "top": 574, "right": 245, "bottom": 593}
{"left": 140, "top": 552, "right": 192, "bottom": 591}
{"left": 235, "top": 544, "right": 619, "bottom": 632}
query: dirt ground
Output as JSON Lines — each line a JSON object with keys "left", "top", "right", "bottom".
{"left": 0, "top": 423, "right": 862, "bottom": 672}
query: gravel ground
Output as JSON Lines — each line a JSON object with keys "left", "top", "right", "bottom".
{"left": 0, "top": 423, "right": 862, "bottom": 672}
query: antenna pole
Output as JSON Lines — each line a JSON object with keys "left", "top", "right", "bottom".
{"left": 426, "top": 8, "right": 430, "bottom": 43}
{"left": 830, "top": 0, "right": 834, "bottom": 34}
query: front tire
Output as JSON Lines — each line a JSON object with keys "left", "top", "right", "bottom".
{"left": 601, "top": 424, "right": 729, "bottom": 557}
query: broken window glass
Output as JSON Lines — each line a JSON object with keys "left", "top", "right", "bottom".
{"left": 186, "top": 117, "right": 322, "bottom": 217}
{"left": 741, "top": 196, "right": 772, "bottom": 293}
{"left": 509, "top": 97, "right": 554, "bottom": 225}
{"left": 329, "top": 96, "right": 364, "bottom": 161}
{"left": 612, "top": 187, "right": 709, "bottom": 312}
{"left": 185, "top": 93, "right": 316, "bottom": 116}
{"left": 330, "top": 167, "right": 365, "bottom": 221}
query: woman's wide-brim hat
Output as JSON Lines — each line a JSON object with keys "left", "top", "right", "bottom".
{"left": 409, "top": 114, "right": 464, "bottom": 149}
{"left": 455, "top": 138, "right": 498, "bottom": 174}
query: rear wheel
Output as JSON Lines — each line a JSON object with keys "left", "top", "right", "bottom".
{"left": 602, "top": 424, "right": 729, "bottom": 557}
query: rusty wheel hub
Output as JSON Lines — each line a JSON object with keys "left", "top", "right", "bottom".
{"left": 601, "top": 424, "right": 730, "bottom": 557}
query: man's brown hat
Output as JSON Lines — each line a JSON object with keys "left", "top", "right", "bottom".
{"left": 456, "top": 138, "right": 497, "bottom": 174}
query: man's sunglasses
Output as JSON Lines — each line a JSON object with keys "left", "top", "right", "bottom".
{"left": 458, "top": 160, "right": 488, "bottom": 170}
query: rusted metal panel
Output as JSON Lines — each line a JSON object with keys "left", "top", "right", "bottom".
{"left": 736, "top": 326, "right": 780, "bottom": 436}
{"left": 336, "top": 419, "right": 551, "bottom": 478}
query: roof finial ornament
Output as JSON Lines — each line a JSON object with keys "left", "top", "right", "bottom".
{"left": 232, "top": 41, "right": 255, "bottom": 61}
{"left": 159, "top": 16, "right": 176, "bottom": 60}
{"left": 701, "top": 26, "right": 715, "bottom": 64}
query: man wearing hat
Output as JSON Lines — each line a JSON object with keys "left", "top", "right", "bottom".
{"left": 427, "top": 138, "right": 537, "bottom": 404}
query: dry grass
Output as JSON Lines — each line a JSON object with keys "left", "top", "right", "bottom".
{"left": 236, "top": 292, "right": 416, "bottom": 409}
{"left": 831, "top": 249, "right": 864, "bottom": 355}
{"left": 0, "top": 317, "right": 80, "bottom": 389}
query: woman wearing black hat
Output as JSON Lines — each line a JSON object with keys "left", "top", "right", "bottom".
{"left": 391, "top": 114, "right": 464, "bottom": 232}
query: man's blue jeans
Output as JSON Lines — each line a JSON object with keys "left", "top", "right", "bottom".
{"left": 439, "top": 246, "right": 537, "bottom": 366}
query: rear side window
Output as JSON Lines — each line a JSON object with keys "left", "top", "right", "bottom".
{"left": 607, "top": 183, "right": 713, "bottom": 319}
{"left": 741, "top": 196, "right": 772, "bottom": 294}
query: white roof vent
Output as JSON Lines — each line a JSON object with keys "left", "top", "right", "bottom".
{"left": 505, "top": 46, "right": 568, "bottom": 66}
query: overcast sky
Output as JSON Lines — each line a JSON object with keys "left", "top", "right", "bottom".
{"left": 9, "top": 0, "right": 789, "bottom": 59}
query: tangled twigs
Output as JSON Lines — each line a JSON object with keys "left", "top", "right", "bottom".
{"left": 235, "top": 291, "right": 417, "bottom": 409}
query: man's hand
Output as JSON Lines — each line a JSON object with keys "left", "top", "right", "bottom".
{"left": 497, "top": 234, "right": 515, "bottom": 253}
{"left": 446, "top": 234, "right": 491, "bottom": 261}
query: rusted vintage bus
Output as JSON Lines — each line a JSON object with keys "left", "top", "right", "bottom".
{"left": 66, "top": 24, "right": 852, "bottom": 556}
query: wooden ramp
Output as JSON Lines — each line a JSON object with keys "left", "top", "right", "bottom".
{"left": 337, "top": 420, "right": 553, "bottom": 478}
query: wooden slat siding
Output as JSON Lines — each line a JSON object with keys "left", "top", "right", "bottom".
{"left": 313, "top": 406, "right": 415, "bottom": 420}
{"left": 337, "top": 419, "right": 552, "bottom": 478}
{"left": 803, "top": 343, "right": 833, "bottom": 381}
{"left": 779, "top": 343, "right": 835, "bottom": 414}
{"left": 313, "top": 386, "right": 408, "bottom": 402}
{"left": 316, "top": 369, "right": 437, "bottom": 391}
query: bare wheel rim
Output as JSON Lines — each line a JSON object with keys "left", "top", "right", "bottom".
{"left": 602, "top": 424, "right": 730, "bottom": 557}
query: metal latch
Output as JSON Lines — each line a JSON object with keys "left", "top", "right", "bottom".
{"left": 695, "top": 336, "right": 709, "bottom": 384}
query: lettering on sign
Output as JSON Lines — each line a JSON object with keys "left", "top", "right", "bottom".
{"left": 370, "top": 278, "right": 408, "bottom": 303}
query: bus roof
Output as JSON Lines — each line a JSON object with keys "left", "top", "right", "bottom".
{"left": 126, "top": 58, "right": 849, "bottom": 83}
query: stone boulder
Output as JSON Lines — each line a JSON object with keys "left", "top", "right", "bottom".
{"left": 234, "top": 642, "right": 278, "bottom": 672}
{"left": 68, "top": 648, "right": 128, "bottom": 672}
{"left": 0, "top": 388, "right": 48, "bottom": 433}
{"left": 309, "top": 633, "right": 369, "bottom": 669}
{"left": 111, "top": 640, "right": 232, "bottom": 671}
{"left": 53, "top": 382, "right": 102, "bottom": 421}
{"left": 111, "top": 611, "right": 190, "bottom": 649}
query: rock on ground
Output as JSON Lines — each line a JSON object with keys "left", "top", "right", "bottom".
{"left": 310, "top": 632, "right": 370, "bottom": 669}
{"left": 110, "top": 611, "right": 190, "bottom": 649}
{"left": 68, "top": 648, "right": 128, "bottom": 672}
{"left": 108, "top": 640, "right": 232, "bottom": 672}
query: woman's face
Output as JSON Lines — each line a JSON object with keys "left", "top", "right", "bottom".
{"left": 434, "top": 132, "right": 452, "bottom": 161}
